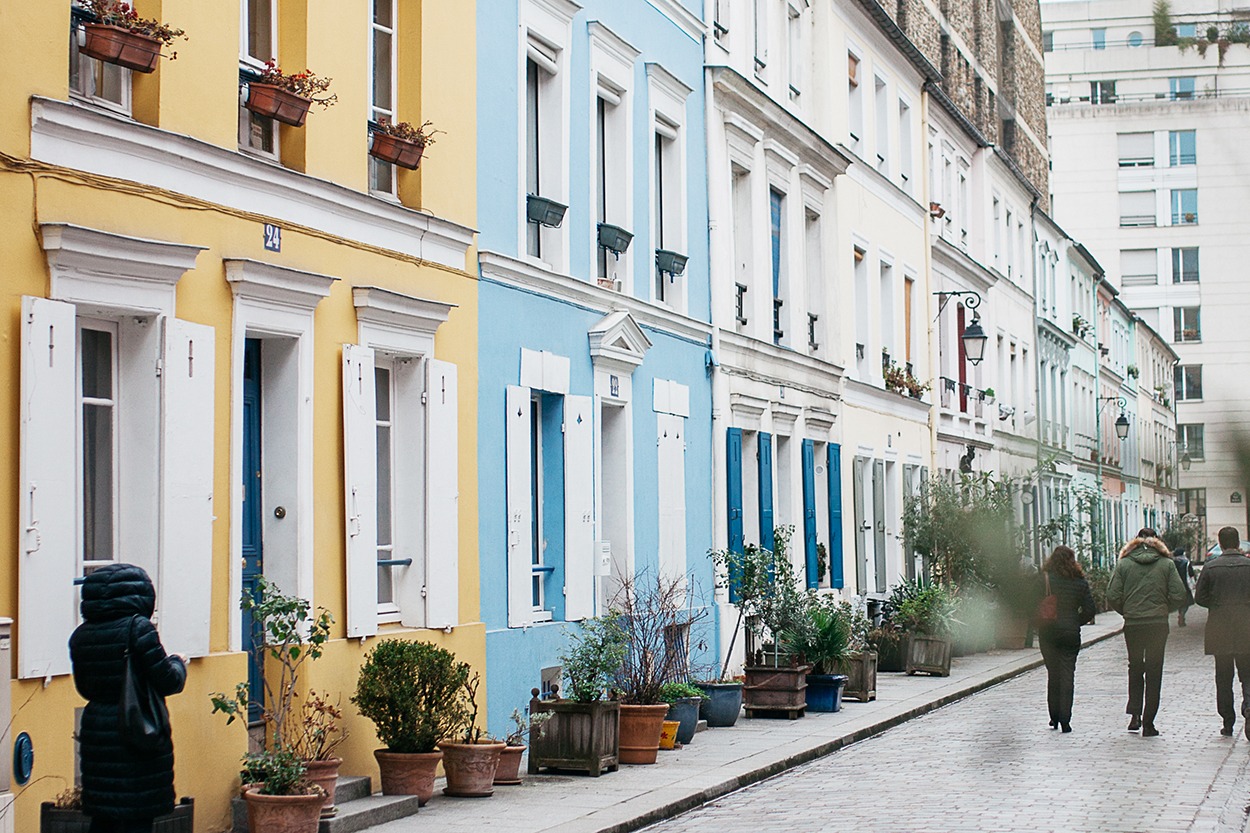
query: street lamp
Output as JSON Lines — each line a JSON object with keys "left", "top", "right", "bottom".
{"left": 1114, "top": 411, "right": 1130, "bottom": 441}
{"left": 1181, "top": 452, "right": 1192, "bottom": 472}
{"left": 934, "top": 290, "right": 987, "bottom": 366}
{"left": 1092, "top": 395, "right": 1130, "bottom": 566}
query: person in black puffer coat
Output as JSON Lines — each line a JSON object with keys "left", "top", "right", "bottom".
{"left": 1038, "top": 545, "right": 1098, "bottom": 733}
{"left": 69, "top": 564, "right": 187, "bottom": 833}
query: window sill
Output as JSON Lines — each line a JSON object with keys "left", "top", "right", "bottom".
{"left": 68, "top": 92, "right": 131, "bottom": 120}
{"left": 531, "top": 610, "right": 554, "bottom": 623}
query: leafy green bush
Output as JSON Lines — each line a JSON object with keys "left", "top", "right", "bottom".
{"left": 558, "top": 612, "right": 628, "bottom": 703}
{"left": 781, "top": 592, "right": 852, "bottom": 674}
{"left": 892, "top": 580, "right": 956, "bottom": 636}
{"left": 241, "top": 747, "right": 309, "bottom": 796}
{"left": 658, "top": 681, "right": 709, "bottom": 703}
{"left": 352, "top": 640, "right": 469, "bottom": 753}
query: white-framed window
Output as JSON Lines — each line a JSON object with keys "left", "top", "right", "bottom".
{"left": 847, "top": 50, "right": 863, "bottom": 147}
{"left": 770, "top": 187, "right": 787, "bottom": 346}
{"left": 342, "top": 288, "right": 458, "bottom": 635}
{"left": 1175, "top": 364, "right": 1203, "bottom": 401}
{"left": 874, "top": 75, "right": 889, "bottom": 175}
{"left": 804, "top": 208, "right": 823, "bottom": 354}
{"left": 529, "top": 392, "right": 548, "bottom": 613}
{"left": 21, "top": 226, "right": 211, "bottom": 679}
{"left": 648, "top": 63, "right": 691, "bottom": 313}
{"left": 370, "top": 0, "right": 399, "bottom": 196}
{"left": 522, "top": 0, "right": 575, "bottom": 270}
{"left": 590, "top": 24, "right": 638, "bottom": 289}
{"left": 898, "top": 98, "right": 913, "bottom": 190}
{"left": 239, "top": 0, "right": 279, "bottom": 157}
{"left": 787, "top": 2, "right": 804, "bottom": 99}
{"left": 654, "top": 380, "right": 690, "bottom": 586}
{"left": 1174, "top": 307, "right": 1201, "bottom": 343}
{"left": 879, "top": 257, "right": 895, "bottom": 365}
{"left": 713, "top": 0, "right": 729, "bottom": 43}
{"left": 1119, "top": 191, "right": 1156, "bottom": 227}
{"left": 732, "top": 165, "right": 753, "bottom": 335}
{"left": 754, "top": 0, "right": 769, "bottom": 77}
{"left": 853, "top": 242, "right": 869, "bottom": 377}
{"left": 1120, "top": 248, "right": 1158, "bottom": 286}
{"left": 1117, "top": 132, "right": 1154, "bottom": 167}
{"left": 69, "top": 4, "right": 130, "bottom": 114}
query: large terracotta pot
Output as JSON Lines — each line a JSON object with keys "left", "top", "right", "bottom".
{"left": 243, "top": 788, "right": 323, "bottom": 833}
{"left": 80, "top": 23, "right": 162, "bottom": 73}
{"left": 373, "top": 749, "right": 442, "bottom": 805}
{"left": 303, "top": 757, "right": 341, "bottom": 817}
{"left": 438, "top": 741, "right": 506, "bottom": 797}
{"left": 617, "top": 704, "right": 670, "bottom": 765}
{"left": 494, "top": 745, "right": 525, "bottom": 785}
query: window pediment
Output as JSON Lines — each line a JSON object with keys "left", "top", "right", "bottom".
{"left": 225, "top": 258, "right": 337, "bottom": 309}
{"left": 588, "top": 309, "right": 652, "bottom": 373}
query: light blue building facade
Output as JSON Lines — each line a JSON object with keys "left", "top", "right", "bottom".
{"left": 476, "top": 0, "right": 714, "bottom": 733}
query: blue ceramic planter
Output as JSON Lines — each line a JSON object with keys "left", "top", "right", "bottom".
{"left": 805, "top": 674, "right": 848, "bottom": 712}
{"left": 665, "top": 697, "right": 702, "bottom": 744}
{"left": 694, "top": 682, "right": 743, "bottom": 727}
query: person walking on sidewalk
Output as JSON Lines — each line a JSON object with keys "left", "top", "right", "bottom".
{"left": 1193, "top": 526, "right": 1250, "bottom": 738}
{"left": 1174, "top": 547, "right": 1195, "bottom": 627}
{"left": 1107, "top": 527, "right": 1188, "bottom": 737}
{"left": 1038, "top": 546, "right": 1097, "bottom": 733}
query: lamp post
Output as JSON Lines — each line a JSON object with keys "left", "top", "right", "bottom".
{"left": 933, "top": 290, "right": 987, "bottom": 366}
{"left": 1094, "top": 395, "right": 1130, "bottom": 566}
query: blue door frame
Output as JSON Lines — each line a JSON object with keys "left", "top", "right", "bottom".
{"left": 827, "top": 444, "right": 844, "bottom": 589}
{"left": 801, "top": 440, "right": 818, "bottom": 589}
{"left": 726, "top": 428, "right": 744, "bottom": 603}
{"left": 242, "top": 338, "right": 264, "bottom": 723}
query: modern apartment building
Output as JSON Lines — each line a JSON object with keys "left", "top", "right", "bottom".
{"left": 1043, "top": 0, "right": 1250, "bottom": 547}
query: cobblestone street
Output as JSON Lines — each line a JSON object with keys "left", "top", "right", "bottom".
{"left": 649, "top": 607, "right": 1250, "bottom": 833}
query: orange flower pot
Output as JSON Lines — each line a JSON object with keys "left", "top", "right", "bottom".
{"left": 246, "top": 82, "right": 313, "bottom": 127}
{"left": 80, "top": 24, "right": 162, "bottom": 73}
{"left": 369, "top": 132, "right": 426, "bottom": 170}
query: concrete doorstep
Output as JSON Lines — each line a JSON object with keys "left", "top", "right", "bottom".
{"left": 364, "top": 613, "right": 1124, "bottom": 833}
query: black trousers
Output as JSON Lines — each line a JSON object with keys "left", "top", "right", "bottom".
{"left": 1123, "top": 622, "right": 1170, "bottom": 724}
{"left": 88, "top": 818, "right": 154, "bottom": 833}
{"left": 1039, "top": 628, "right": 1081, "bottom": 724}
{"left": 1214, "top": 653, "right": 1250, "bottom": 725}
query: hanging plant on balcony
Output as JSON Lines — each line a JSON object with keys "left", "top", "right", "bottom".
{"left": 245, "top": 60, "right": 337, "bottom": 127}
{"left": 369, "top": 118, "right": 442, "bottom": 170}
{"left": 78, "top": 0, "right": 186, "bottom": 74}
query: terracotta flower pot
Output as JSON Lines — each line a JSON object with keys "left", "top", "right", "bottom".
{"left": 617, "top": 703, "right": 670, "bottom": 765}
{"left": 373, "top": 748, "right": 442, "bottom": 805}
{"left": 80, "top": 24, "right": 162, "bottom": 73}
{"left": 494, "top": 745, "right": 525, "bottom": 785}
{"left": 303, "top": 757, "right": 342, "bottom": 817}
{"left": 438, "top": 740, "right": 506, "bottom": 797}
{"left": 369, "top": 132, "right": 426, "bottom": 170}
{"left": 243, "top": 787, "right": 323, "bottom": 833}
{"left": 246, "top": 82, "right": 313, "bottom": 127}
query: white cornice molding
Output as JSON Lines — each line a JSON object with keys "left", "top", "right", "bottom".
{"left": 531, "top": 0, "right": 583, "bottom": 25}
{"left": 646, "top": 61, "right": 695, "bottom": 103}
{"left": 40, "top": 223, "right": 205, "bottom": 316}
{"left": 805, "top": 407, "right": 837, "bottom": 432}
{"left": 353, "top": 286, "right": 456, "bottom": 335}
{"left": 729, "top": 393, "right": 767, "bottom": 430}
{"left": 645, "top": 0, "right": 707, "bottom": 42}
{"left": 225, "top": 259, "right": 337, "bottom": 310}
{"left": 589, "top": 309, "right": 653, "bottom": 374}
{"left": 479, "top": 251, "right": 712, "bottom": 344}
{"left": 718, "top": 330, "right": 843, "bottom": 398}
{"left": 931, "top": 236, "right": 998, "bottom": 292}
{"left": 842, "top": 378, "right": 930, "bottom": 421}
{"left": 589, "top": 21, "right": 642, "bottom": 66}
{"left": 772, "top": 402, "right": 801, "bottom": 432}
{"left": 30, "top": 98, "right": 476, "bottom": 273}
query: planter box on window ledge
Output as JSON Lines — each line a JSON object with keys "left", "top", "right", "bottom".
{"left": 370, "top": 131, "right": 426, "bottom": 170}
{"left": 245, "top": 83, "right": 312, "bottom": 127}
{"left": 598, "top": 223, "right": 633, "bottom": 256}
{"left": 526, "top": 195, "right": 567, "bottom": 228}
{"left": 655, "top": 249, "right": 688, "bottom": 277}
{"left": 80, "top": 24, "right": 163, "bottom": 73}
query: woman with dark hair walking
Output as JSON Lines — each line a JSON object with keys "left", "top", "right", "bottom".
{"left": 1038, "top": 546, "right": 1097, "bottom": 733}
{"left": 69, "top": 563, "right": 188, "bottom": 833}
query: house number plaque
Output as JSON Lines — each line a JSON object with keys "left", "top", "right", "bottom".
{"left": 263, "top": 223, "right": 282, "bottom": 252}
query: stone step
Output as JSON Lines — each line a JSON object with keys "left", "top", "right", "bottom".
{"left": 232, "top": 776, "right": 422, "bottom": 833}
{"left": 694, "top": 719, "right": 709, "bottom": 734}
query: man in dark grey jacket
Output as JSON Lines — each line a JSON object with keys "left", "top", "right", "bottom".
{"left": 1194, "top": 526, "right": 1250, "bottom": 738}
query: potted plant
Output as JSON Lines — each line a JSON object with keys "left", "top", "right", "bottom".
{"left": 351, "top": 639, "right": 469, "bottom": 804}
{"left": 530, "top": 613, "right": 627, "bottom": 776}
{"left": 837, "top": 601, "right": 879, "bottom": 701}
{"left": 494, "top": 708, "right": 552, "bottom": 786}
{"left": 245, "top": 59, "right": 337, "bottom": 127}
{"left": 895, "top": 581, "right": 956, "bottom": 676}
{"left": 438, "top": 672, "right": 506, "bottom": 798}
{"left": 370, "top": 118, "right": 441, "bottom": 170}
{"left": 782, "top": 593, "right": 850, "bottom": 712}
{"left": 41, "top": 788, "right": 194, "bottom": 833}
{"left": 609, "top": 572, "right": 706, "bottom": 764}
{"left": 290, "top": 690, "right": 348, "bottom": 818}
{"left": 659, "top": 682, "right": 707, "bottom": 745}
{"left": 210, "top": 577, "right": 332, "bottom": 833}
{"left": 693, "top": 677, "right": 744, "bottom": 727}
{"left": 77, "top": 0, "right": 185, "bottom": 74}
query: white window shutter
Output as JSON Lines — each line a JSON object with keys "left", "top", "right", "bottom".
{"left": 158, "top": 319, "right": 215, "bottom": 658}
{"left": 505, "top": 386, "right": 534, "bottom": 628}
{"left": 342, "top": 344, "right": 378, "bottom": 638}
{"left": 19, "top": 296, "right": 78, "bottom": 679}
{"left": 656, "top": 414, "right": 688, "bottom": 587}
{"left": 423, "top": 359, "right": 459, "bottom": 630}
{"left": 563, "top": 395, "right": 595, "bottom": 621}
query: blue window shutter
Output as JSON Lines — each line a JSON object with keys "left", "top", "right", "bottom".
{"left": 726, "top": 428, "right": 744, "bottom": 603}
{"left": 827, "top": 443, "right": 844, "bottom": 589}
{"left": 801, "top": 440, "right": 818, "bottom": 589}
{"left": 758, "top": 432, "right": 774, "bottom": 551}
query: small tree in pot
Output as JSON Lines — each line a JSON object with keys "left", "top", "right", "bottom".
{"left": 438, "top": 672, "right": 506, "bottom": 798}
{"left": 494, "top": 708, "right": 552, "bottom": 786}
{"left": 351, "top": 640, "right": 469, "bottom": 804}
{"left": 781, "top": 593, "right": 851, "bottom": 712}
{"left": 529, "top": 614, "right": 627, "bottom": 776}
{"left": 893, "top": 580, "right": 957, "bottom": 676}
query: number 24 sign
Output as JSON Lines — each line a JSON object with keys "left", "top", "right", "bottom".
{"left": 263, "top": 223, "right": 282, "bottom": 252}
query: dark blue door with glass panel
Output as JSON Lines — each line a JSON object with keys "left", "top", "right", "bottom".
{"left": 242, "top": 338, "right": 264, "bottom": 723}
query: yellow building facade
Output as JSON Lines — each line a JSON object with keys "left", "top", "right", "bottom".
{"left": 0, "top": 2, "right": 479, "bottom": 831}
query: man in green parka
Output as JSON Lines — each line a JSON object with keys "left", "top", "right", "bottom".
{"left": 1107, "top": 527, "right": 1188, "bottom": 737}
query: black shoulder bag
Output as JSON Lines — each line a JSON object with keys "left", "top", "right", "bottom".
{"left": 120, "top": 615, "right": 170, "bottom": 751}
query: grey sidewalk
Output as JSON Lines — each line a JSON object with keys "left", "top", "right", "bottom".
{"left": 366, "top": 613, "right": 1124, "bottom": 833}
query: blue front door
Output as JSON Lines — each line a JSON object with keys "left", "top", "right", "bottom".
{"left": 242, "top": 339, "right": 264, "bottom": 723}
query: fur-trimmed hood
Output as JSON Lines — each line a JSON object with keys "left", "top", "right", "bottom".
{"left": 1118, "top": 536, "right": 1172, "bottom": 562}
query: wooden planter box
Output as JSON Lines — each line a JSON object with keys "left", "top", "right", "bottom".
{"left": 528, "top": 698, "right": 619, "bottom": 777}
{"left": 245, "top": 83, "right": 313, "bottom": 127}
{"left": 877, "top": 638, "right": 906, "bottom": 672}
{"left": 905, "top": 634, "right": 952, "bottom": 677}
{"left": 838, "top": 650, "right": 878, "bottom": 702}
{"left": 369, "top": 132, "right": 426, "bottom": 170}
{"left": 80, "top": 23, "right": 162, "bottom": 73}
{"left": 42, "top": 798, "right": 193, "bottom": 833}
{"left": 743, "top": 664, "right": 811, "bottom": 719}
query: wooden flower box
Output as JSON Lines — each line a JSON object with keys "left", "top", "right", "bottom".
{"left": 245, "top": 83, "right": 312, "bottom": 127}
{"left": 42, "top": 798, "right": 194, "bottom": 833}
{"left": 838, "top": 650, "right": 878, "bottom": 702}
{"left": 743, "top": 663, "right": 811, "bottom": 719}
{"left": 905, "top": 634, "right": 952, "bottom": 676}
{"left": 369, "top": 132, "right": 426, "bottom": 170}
{"left": 528, "top": 697, "right": 619, "bottom": 777}
{"left": 80, "top": 24, "right": 162, "bottom": 73}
